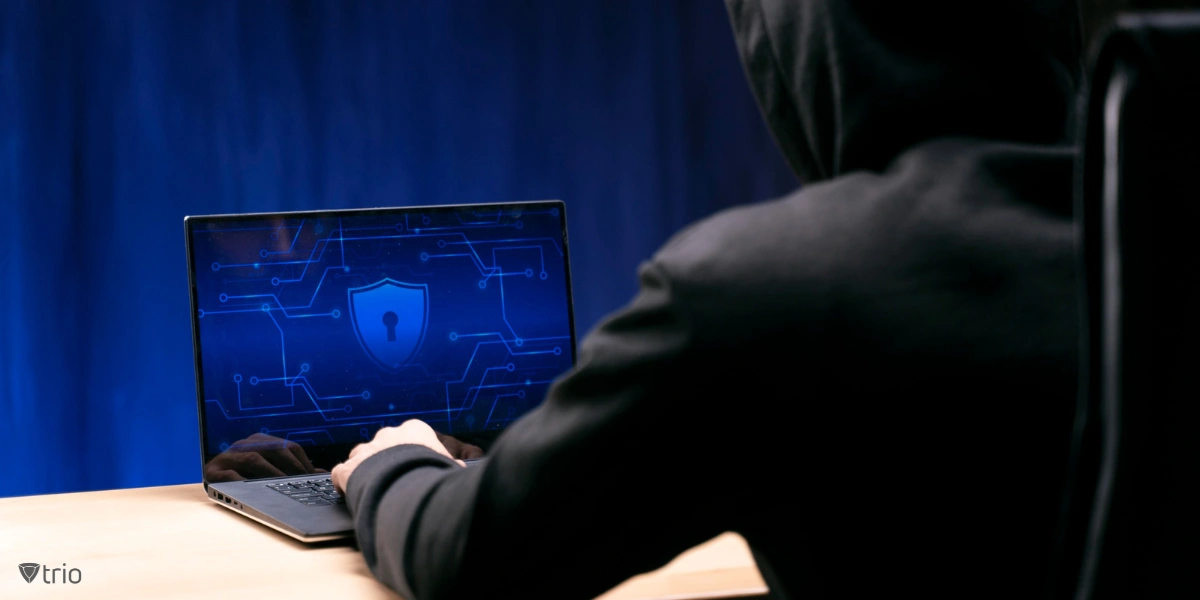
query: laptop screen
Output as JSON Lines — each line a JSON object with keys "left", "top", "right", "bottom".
{"left": 186, "top": 201, "right": 576, "bottom": 477}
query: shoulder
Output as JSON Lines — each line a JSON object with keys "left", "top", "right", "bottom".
{"left": 644, "top": 139, "right": 1076, "bottom": 347}
{"left": 654, "top": 140, "right": 1076, "bottom": 287}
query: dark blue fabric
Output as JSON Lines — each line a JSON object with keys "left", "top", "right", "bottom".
{"left": 0, "top": 0, "right": 795, "bottom": 497}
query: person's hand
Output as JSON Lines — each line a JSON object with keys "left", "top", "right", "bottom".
{"left": 204, "top": 433, "right": 326, "bottom": 482}
{"left": 435, "top": 431, "right": 485, "bottom": 461}
{"left": 332, "top": 420, "right": 465, "bottom": 493}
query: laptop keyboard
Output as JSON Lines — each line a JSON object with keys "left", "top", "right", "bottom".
{"left": 267, "top": 477, "right": 344, "bottom": 506}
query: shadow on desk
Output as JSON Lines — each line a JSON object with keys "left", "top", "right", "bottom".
{"left": 0, "top": 484, "right": 768, "bottom": 599}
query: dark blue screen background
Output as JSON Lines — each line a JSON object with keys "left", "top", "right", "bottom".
{"left": 190, "top": 204, "right": 574, "bottom": 455}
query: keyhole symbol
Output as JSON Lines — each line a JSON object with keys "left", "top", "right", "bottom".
{"left": 382, "top": 311, "right": 399, "bottom": 342}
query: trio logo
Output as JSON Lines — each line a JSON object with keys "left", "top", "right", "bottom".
{"left": 17, "top": 562, "right": 82, "bottom": 584}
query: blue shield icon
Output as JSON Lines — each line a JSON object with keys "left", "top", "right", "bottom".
{"left": 348, "top": 278, "right": 429, "bottom": 371}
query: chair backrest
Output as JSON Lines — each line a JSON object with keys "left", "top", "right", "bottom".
{"left": 1070, "top": 12, "right": 1200, "bottom": 599}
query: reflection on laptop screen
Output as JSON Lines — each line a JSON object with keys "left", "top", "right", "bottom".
{"left": 187, "top": 203, "right": 575, "bottom": 467}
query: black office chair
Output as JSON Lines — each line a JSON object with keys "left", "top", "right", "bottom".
{"left": 1065, "top": 11, "right": 1200, "bottom": 599}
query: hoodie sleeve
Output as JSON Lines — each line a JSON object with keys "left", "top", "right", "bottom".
{"left": 343, "top": 258, "right": 740, "bottom": 600}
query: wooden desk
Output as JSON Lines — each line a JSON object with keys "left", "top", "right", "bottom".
{"left": 0, "top": 484, "right": 767, "bottom": 599}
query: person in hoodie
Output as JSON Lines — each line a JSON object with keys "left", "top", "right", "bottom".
{"left": 331, "top": 1, "right": 1085, "bottom": 598}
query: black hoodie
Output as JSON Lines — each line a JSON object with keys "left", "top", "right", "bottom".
{"left": 344, "top": 1, "right": 1083, "bottom": 598}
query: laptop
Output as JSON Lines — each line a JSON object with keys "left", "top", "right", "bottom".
{"left": 184, "top": 200, "right": 578, "bottom": 542}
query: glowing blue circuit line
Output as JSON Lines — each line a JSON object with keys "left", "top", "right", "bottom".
{"left": 290, "top": 379, "right": 336, "bottom": 405}
{"left": 341, "top": 225, "right": 403, "bottom": 232}
{"left": 220, "top": 263, "right": 349, "bottom": 316}
{"left": 455, "top": 211, "right": 502, "bottom": 225}
{"left": 277, "top": 263, "right": 343, "bottom": 290}
{"left": 266, "top": 219, "right": 305, "bottom": 255}
{"left": 218, "top": 372, "right": 372, "bottom": 421}
{"left": 470, "top": 380, "right": 553, "bottom": 392}
{"left": 205, "top": 398, "right": 450, "bottom": 422}
{"left": 248, "top": 374, "right": 360, "bottom": 410}
{"left": 202, "top": 308, "right": 267, "bottom": 316}
{"left": 422, "top": 252, "right": 500, "bottom": 280}
{"left": 499, "top": 274, "right": 517, "bottom": 342}
{"left": 450, "top": 333, "right": 569, "bottom": 356}
{"left": 279, "top": 241, "right": 339, "bottom": 284}
{"left": 210, "top": 303, "right": 335, "bottom": 320}
{"left": 282, "top": 373, "right": 415, "bottom": 423}
{"left": 455, "top": 366, "right": 511, "bottom": 414}
{"left": 337, "top": 232, "right": 490, "bottom": 273}
{"left": 279, "top": 430, "right": 334, "bottom": 445}
{"left": 276, "top": 311, "right": 337, "bottom": 319}
{"left": 287, "top": 376, "right": 361, "bottom": 402}
{"left": 261, "top": 226, "right": 350, "bottom": 287}
{"left": 218, "top": 260, "right": 311, "bottom": 268}
{"left": 263, "top": 412, "right": 449, "bottom": 436}
{"left": 456, "top": 379, "right": 555, "bottom": 417}
{"left": 234, "top": 373, "right": 293, "bottom": 410}
{"left": 281, "top": 429, "right": 333, "bottom": 439}
{"left": 491, "top": 245, "right": 546, "bottom": 276}
{"left": 411, "top": 223, "right": 519, "bottom": 232}
{"left": 266, "top": 310, "right": 288, "bottom": 387}
{"left": 491, "top": 246, "right": 545, "bottom": 340}
{"left": 484, "top": 392, "right": 522, "bottom": 428}
{"left": 452, "top": 334, "right": 567, "bottom": 341}
{"left": 443, "top": 341, "right": 502, "bottom": 422}
{"left": 442, "top": 337, "right": 560, "bottom": 415}
{"left": 197, "top": 224, "right": 293, "bottom": 232}
{"left": 445, "top": 237, "right": 564, "bottom": 257}
{"left": 205, "top": 399, "right": 326, "bottom": 420}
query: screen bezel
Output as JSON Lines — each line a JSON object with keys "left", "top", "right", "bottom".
{"left": 183, "top": 200, "right": 577, "bottom": 487}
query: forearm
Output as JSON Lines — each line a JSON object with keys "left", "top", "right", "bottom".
{"left": 345, "top": 444, "right": 465, "bottom": 599}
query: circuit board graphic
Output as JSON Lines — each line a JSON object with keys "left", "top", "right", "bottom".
{"left": 188, "top": 205, "right": 574, "bottom": 453}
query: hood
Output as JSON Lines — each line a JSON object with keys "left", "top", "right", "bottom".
{"left": 725, "top": 0, "right": 1083, "bottom": 184}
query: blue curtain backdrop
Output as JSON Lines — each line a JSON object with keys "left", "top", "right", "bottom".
{"left": 0, "top": 0, "right": 795, "bottom": 498}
